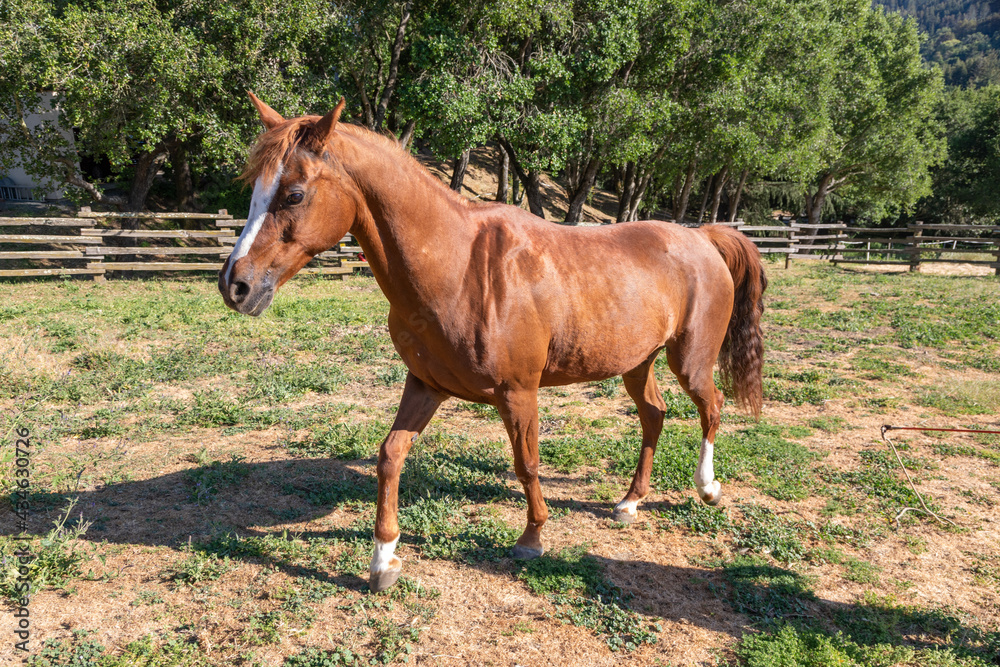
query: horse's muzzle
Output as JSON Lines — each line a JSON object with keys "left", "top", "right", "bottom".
{"left": 218, "top": 263, "right": 275, "bottom": 317}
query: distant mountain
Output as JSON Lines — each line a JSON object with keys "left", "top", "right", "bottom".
{"left": 877, "top": 0, "right": 1000, "bottom": 86}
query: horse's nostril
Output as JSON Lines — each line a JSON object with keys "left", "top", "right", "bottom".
{"left": 230, "top": 280, "right": 251, "bottom": 303}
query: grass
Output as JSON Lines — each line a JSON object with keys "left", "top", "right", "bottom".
{"left": 517, "top": 544, "right": 660, "bottom": 651}
{"left": 3, "top": 266, "right": 999, "bottom": 664}
{"left": 0, "top": 499, "right": 92, "bottom": 601}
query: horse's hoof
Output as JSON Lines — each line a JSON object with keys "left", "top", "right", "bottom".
{"left": 369, "top": 567, "right": 402, "bottom": 592}
{"left": 698, "top": 481, "right": 722, "bottom": 506}
{"left": 511, "top": 544, "right": 544, "bottom": 560}
{"left": 611, "top": 509, "right": 637, "bottom": 524}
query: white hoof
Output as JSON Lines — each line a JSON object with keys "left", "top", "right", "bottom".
{"left": 369, "top": 536, "right": 402, "bottom": 591}
{"left": 697, "top": 480, "right": 722, "bottom": 506}
{"left": 612, "top": 499, "right": 639, "bottom": 523}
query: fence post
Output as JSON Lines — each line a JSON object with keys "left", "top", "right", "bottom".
{"left": 786, "top": 223, "right": 798, "bottom": 269}
{"left": 909, "top": 221, "right": 923, "bottom": 273}
{"left": 993, "top": 228, "right": 1000, "bottom": 277}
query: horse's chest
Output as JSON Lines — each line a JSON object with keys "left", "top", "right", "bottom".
{"left": 388, "top": 317, "right": 494, "bottom": 401}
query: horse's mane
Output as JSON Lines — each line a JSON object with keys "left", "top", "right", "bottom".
{"left": 239, "top": 116, "right": 471, "bottom": 209}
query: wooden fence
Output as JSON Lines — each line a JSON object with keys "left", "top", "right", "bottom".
{"left": 0, "top": 208, "right": 369, "bottom": 279}
{"left": 0, "top": 210, "right": 996, "bottom": 279}
{"left": 723, "top": 220, "right": 1000, "bottom": 275}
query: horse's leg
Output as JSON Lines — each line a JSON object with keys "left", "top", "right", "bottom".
{"left": 666, "top": 341, "right": 727, "bottom": 506}
{"left": 496, "top": 384, "right": 547, "bottom": 559}
{"left": 612, "top": 358, "right": 666, "bottom": 523}
{"left": 370, "top": 372, "right": 446, "bottom": 592}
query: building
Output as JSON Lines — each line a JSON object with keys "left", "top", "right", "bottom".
{"left": 0, "top": 92, "right": 75, "bottom": 202}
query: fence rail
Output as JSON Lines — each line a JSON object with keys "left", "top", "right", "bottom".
{"left": 0, "top": 207, "right": 369, "bottom": 279}
{"left": 0, "top": 210, "right": 995, "bottom": 279}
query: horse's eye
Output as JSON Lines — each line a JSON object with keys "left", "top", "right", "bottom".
{"left": 286, "top": 192, "right": 304, "bottom": 205}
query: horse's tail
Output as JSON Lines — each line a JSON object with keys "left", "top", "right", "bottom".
{"left": 699, "top": 224, "right": 767, "bottom": 417}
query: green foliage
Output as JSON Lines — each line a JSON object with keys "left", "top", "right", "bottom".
{"left": 1, "top": 499, "right": 91, "bottom": 601}
{"left": 26, "top": 631, "right": 210, "bottom": 667}
{"left": 283, "top": 647, "right": 360, "bottom": 667}
{"left": 163, "top": 550, "right": 233, "bottom": 587}
{"left": 285, "top": 420, "right": 389, "bottom": 459}
{"left": 656, "top": 497, "right": 732, "bottom": 537}
{"left": 517, "top": 545, "right": 660, "bottom": 651}
{"left": 184, "top": 455, "right": 252, "bottom": 504}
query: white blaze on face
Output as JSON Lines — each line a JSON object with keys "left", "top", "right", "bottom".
{"left": 224, "top": 163, "right": 284, "bottom": 286}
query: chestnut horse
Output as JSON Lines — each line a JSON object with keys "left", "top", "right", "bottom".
{"left": 219, "top": 94, "right": 767, "bottom": 592}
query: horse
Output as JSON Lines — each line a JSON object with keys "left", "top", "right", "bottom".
{"left": 219, "top": 93, "right": 767, "bottom": 593}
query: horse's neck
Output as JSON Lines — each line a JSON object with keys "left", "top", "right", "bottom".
{"left": 341, "top": 133, "right": 474, "bottom": 307}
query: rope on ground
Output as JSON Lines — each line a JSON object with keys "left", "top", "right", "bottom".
{"left": 878, "top": 424, "right": 1000, "bottom": 528}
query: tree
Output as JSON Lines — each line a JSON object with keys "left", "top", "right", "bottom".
{"left": 801, "top": 1, "right": 946, "bottom": 225}
{"left": 0, "top": 0, "right": 341, "bottom": 212}
{"left": 922, "top": 85, "right": 1000, "bottom": 222}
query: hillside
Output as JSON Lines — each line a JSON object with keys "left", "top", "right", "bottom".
{"left": 878, "top": 0, "right": 1000, "bottom": 86}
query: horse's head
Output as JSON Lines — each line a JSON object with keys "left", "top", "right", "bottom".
{"left": 219, "top": 93, "right": 357, "bottom": 316}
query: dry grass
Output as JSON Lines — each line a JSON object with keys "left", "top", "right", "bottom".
{"left": 1, "top": 262, "right": 999, "bottom": 666}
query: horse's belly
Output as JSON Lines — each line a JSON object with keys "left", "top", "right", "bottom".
{"left": 541, "top": 321, "right": 670, "bottom": 385}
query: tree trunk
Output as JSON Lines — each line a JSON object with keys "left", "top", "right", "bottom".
{"left": 397, "top": 119, "right": 416, "bottom": 150}
{"left": 127, "top": 145, "right": 169, "bottom": 215}
{"left": 373, "top": 0, "right": 413, "bottom": 131}
{"left": 628, "top": 169, "right": 654, "bottom": 222}
{"left": 450, "top": 148, "right": 471, "bottom": 192}
{"left": 170, "top": 142, "right": 193, "bottom": 212}
{"left": 626, "top": 145, "right": 667, "bottom": 222}
{"left": 616, "top": 162, "right": 637, "bottom": 222}
{"left": 673, "top": 160, "right": 697, "bottom": 223}
{"left": 728, "top": 168, "right": 749, "bottom": 223}
{"left": 806, "top": 173, "right": 833, "bottom": 226}
{"left": 495, "top": 142, "right": 509, "bottom": 203}
{"left": 709, "top": 165, "right": 730, "bottom": 223}
{"left": 499, "top": 138, "right": 544, "bottom": 217}
{"left": 565, "top": 157, "right": 601, "bottom": 224}
{"left": 696, "top": 174, "right": 713, "bottom": 224}
{"left": 352, "top": 70, "right": 375, "bottom": 129}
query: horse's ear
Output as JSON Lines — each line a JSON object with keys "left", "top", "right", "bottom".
{"left": 248, "top": 91, "right": 284, "bottom": 130}
{"left": 315, "top": 98, "right": 346, "bottom": 145}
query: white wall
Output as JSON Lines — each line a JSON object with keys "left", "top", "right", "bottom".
{"left": 1, "top": 92, "right": 77, "bottom": 200}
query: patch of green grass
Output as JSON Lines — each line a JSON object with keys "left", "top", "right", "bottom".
{"left": 807, "top": 415, "right": 848, "bottom": 433}
{"left": 42, "top": 319, "right": 81, "bottom": 353}
{"left": 376, "top": 363, "right": 408, "bottom": 387}
{"left": 590, "top": 377, "right": 621, "bottom": 398}
{"left": 662, "top": 389, "right": 699, "bottom": 419}
{"left": 195, "top": 531, "right": 333, "bottom": 571}
{"left": 177, "top": 390, "right": 250, "bottom": 427}
{"left": 851, "top": 351, "right": 915, "bottom": 381}
{"left": 656, "top": 497, "right": 732, "bottom": 537}
{"left": 713, "top": 555, "right": 817, "bottom": 620}
{"left": 732, "top": 505, "right": 807, "bottom": 563}
{"left": 734, "top": 623, "right": 994, "bottom": 667}
{"left": 184, "top": 455, "right": 252, "bottom": 504}
{"left": 282, "top": 474, "right": 376, "bottom": 509}
{"left": 283, "top": 647, "right": 361, "bottom": 666}
{"left": 399, "top": 446, "right": 512, "bottom": 503}
{"left": 820, "top": 448, "right": 934, "bottom": 519}
{"left": 245, "top": 360, "right": 345, "bottom": 401}
{"left": 285, "top": 419, "right": 389, "bottom": 459}
{"left": 918, "top": 380, "right": 1000, "bottom": 416}
{"left": 163, "top": 550, "right": 234, "bottom": 588}
{"left": 0, "top": 499, "right": 92, "bottom": 601}
{"left": 844, "top": 557, "right": 882, "bottom": 585}
{"left": 517, "top": 544, "right": 660, "bottom": 652}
